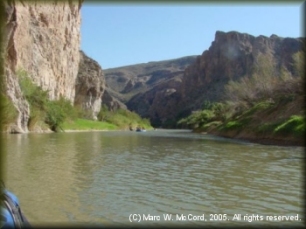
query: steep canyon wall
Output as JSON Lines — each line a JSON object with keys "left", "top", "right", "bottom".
{"left": 2, "top": 0, "right": 82, "bottom": 132}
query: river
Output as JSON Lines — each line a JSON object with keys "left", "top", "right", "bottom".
{"left": 1, "top": 129, "right": 304, "bottom": 227}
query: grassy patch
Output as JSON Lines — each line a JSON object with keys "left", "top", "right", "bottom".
{"left": 255, "top": 122, "right": 281, "bottom": 135}
{"left": 241, "top": 100, "right": 274, "bottom": 117}
{"left": 201, "top": 121, "right": 222, "bottom": 130}
{"left": 274, "top": 115, "right": 305, "bottom": 136}
{"left": 177, "top": 109, "right": 215, "bottom": 129}
{"left": 18, "top": 69, "right": 82, "bottom": 131}
{"left": 224, "top": 121, "right": 243, "bottom": 130}
{"left": 0, "top": 94, "right": 18, "bottom": 130}
{"left": 62, "top": 119, "right": 118, "bottom": 131}
{"left": 98, "top": 106, "right": 152, "bottom": 130}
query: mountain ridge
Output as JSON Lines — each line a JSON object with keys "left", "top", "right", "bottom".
{"left": 104, "top": 55, "right": 198, "bottom": 104}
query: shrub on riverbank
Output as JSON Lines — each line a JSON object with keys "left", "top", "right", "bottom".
{"left": 18, "top": 69, "right": 76, "bottom": 132}
{"left": 274, "top": 115, "right": 305, "bottom": 137}
{"left": 97, "top": 105, "right": 151, "bottom": 130}
{"left": 0, "top": 94, "right": 18, "bottom": 131}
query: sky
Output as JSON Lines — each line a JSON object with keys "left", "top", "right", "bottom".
{"left": 80, "top": 2, "right": 304, "bottom": 69}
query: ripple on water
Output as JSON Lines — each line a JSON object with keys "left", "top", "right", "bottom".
{"left": 2, "top": 131, "right": 303, "bottom": 226}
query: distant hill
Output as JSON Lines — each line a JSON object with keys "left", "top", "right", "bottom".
{"left": 103, "top": 56, "right": 198, "bottom": 103}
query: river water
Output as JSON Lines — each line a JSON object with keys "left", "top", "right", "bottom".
{"left": 1, "top": 130, "right": 304, "bottom": 227}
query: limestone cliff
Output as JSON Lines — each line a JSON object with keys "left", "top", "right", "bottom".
{"left": 13, "top": 1, "right": 82, "bottom": 101}
{"left": 2, "top": 0, "right": 30, "bottom": 133}
{"left": 75, "top": 51, "right": 128, "bottom": 116}
{"left": 75, "top": 51, "right": 105, "bottom": 120}
{"left": 1, "top": 0, "right": 82, "bottom": 132}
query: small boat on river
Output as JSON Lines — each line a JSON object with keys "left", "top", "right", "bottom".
{"left": 136, "top": 126, "right": 146, "bottom": 132}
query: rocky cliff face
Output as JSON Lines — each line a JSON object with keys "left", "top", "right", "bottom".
{"left": 179, "top": 31, "right": 304, "bottom": 111}
{"left": 1, "top": 0, "right": 82, "bottom": 132}
{"left": 126, "top": 31, "right": 305, "bottom": 127}
{"left": 2, "top": 1, "right": 30, "bottom": 133}
{"left": 75, "top": 51, "right": 105, "bottom": 120}
{"left": 126, "top": 74, "right": 183, "bottom": 126}
{"left": 101, "top": 89, "right": 127, "bottom": 111}
{"left": 13, "top": 1, "right": 82, "bottom": 101}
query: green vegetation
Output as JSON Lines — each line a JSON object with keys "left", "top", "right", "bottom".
{"left": 224, "top": 121, "right": 244, "bottom": 130}
{"left": 62, "top": 118, "right": 117, "bottom": 131}
{"left": 45, "top": 98, "right": 78, "bottom": 131}
{"left": 178, "top": 109, "right": 215, "bottom": 129}
{"left": 97, "top": 105, "right": 152, "bottom": 130}
{"left": 274, "top": 115, "right": 305, "bottom": 136}
{"left": 14, "top": 69, "right": 152, "bottom": 132}
{"left": 18, "top": 69, "right": 75, "bottom": 132}
{"left": 177, "top": 101, "right": 229, "bottom": 129}
{"left": 0, "top": 93, "right": 18, "bottom": 130}
{"left": 177, "top": 52, "right": 305, "bottom": 143}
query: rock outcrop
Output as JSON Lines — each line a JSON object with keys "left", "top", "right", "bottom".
{"left": 2, "top": 1, "right": 30, "bottom": 133}
{"left": 75, "top": 51, "right": 105, "bottom": 120}
{"left": 1, "top": 0, "right": 82, "bottom": 132}
{"left": 101, "top": 89, "right": 127, "bottom": 111}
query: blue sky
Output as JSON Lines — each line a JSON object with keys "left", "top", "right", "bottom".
{"left": 80, "top": 2, "right": 303, "bottom": 69}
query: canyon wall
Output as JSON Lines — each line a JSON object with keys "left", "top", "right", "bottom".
{"left": 13, "top": 1, "right": 82, "bottom": 101}
{"left": 123, "top": 31, "right": 305, "bottom": 126}
{"left": 75, "top": 51, "right": 105, "bottom": 120}
{"left": 2, "top": 0, "right": 82, "bottom": 132}
{"left": 179, "top": 31, "right": 304, "bottom": 112}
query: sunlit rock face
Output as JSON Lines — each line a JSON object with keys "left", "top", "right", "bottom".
{"left": 2, "top": 1, "right": 82, "bottom": 132}
{"left": 75, "top": 51, "right": 105, "bottom": 120}
{"left": 3, "top": 0, "right": 30, "bottom": 133}
{"left": 13, "top": 1, "right": 82, "bottom": 101}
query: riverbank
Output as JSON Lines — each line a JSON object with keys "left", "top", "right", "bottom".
{"left": 200, "top": 128, "right": 305, "bottom": 147}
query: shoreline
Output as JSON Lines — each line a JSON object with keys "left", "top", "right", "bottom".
{"left": 222, "top": 135, "right": 304, "bottom": 147}
{"left": 204, "top": 130, "right": 304, "bottom": 147}
{"left": 63, "top": 129, "right": 305, "bottom": 147}
{"left": 62, "top": 129, "right": 114, "bottom": 133}
{"left": 3, "top": 128, "right": 304, "bottom": 147}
